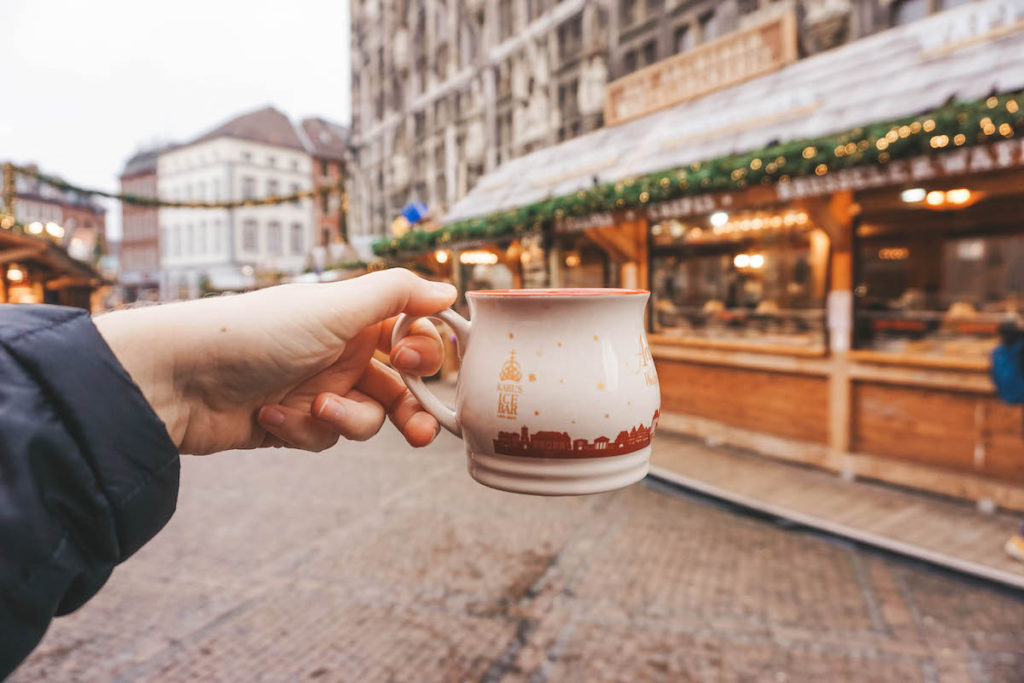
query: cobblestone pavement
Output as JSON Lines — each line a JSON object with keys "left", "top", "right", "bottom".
{"left": 11, "top": 427, "right": 1024, "bottom": 682}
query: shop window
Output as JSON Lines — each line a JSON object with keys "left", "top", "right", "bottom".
{"left": 558, "top": 16, "right": 583, "bottom": 61}
{"left": 650, "top": 208, "right": 828, "bottom": 349}
{"left": 853, "top": 192, "right": 1024, "bottom": 361}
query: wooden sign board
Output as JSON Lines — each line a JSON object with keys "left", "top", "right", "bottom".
{"left": 604, "top": 13, "right": 798, "bottom": 127}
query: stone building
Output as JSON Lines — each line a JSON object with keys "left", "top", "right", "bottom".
{"left": 297, "top": 117, "right": 357, "bottom": 265}
{"left": 120, "top": 147, "right": 170, "bottom": 302}
{"left": 157, "top": 107, "right": 314, "bottom": 300}
{"left": 348, "top": 0, "right": 957, "bottom": 251}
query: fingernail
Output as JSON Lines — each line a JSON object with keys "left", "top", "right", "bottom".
{"left": 432, "top": 281, "right": 456, "bottom": 297}
{"left": 318, "top": 397, "right": 345, "bottom": 423}
{"left": 394, "top": 346, "right": 422, "bottom": 369}
{"left": 261, "top": 406, "right": 286, "bottom": 427}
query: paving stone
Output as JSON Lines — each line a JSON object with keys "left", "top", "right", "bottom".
{"left": 10, "top": 422, "right": 1024, "bottom": 682}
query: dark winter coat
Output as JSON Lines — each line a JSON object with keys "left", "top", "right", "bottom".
{"left": 0, "top": 304, "right": 179, "bottom": 676}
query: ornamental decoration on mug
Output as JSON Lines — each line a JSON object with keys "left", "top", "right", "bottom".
{"left": 497, "top": 350, "right": 523, "bottom": 419}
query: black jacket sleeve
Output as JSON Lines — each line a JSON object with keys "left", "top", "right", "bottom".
{"left": 0, "top": 304, "right": 179, "bottom": 676}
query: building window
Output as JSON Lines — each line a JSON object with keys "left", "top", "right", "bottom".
{"left": 173, "top": 225, "right": 182, "bottom": 257}
{"left": 198, "top": 221, "right": 207, "bottom": 253}
{"left": 267, "top": 156, "right": 276, "bottom": 168}
{"left": 241, "top": 151, "right": 252, "bottom": 163}
{"left": 321, "top": 159, "right": 329, "bottom": 176}
{"left": 620, "top": 0, "right": 637, "bottom": 27}
{"left": 892, "top": 0, "right": 929, "bottom": 25}
{"left": 321, "top": 190, "right": 330, "bottom": 214}
{"left": 291, "top": 159, "right": 300, "bottom": 171}
{"left": 212, "top": 178, "right": 221, "bottom": 201}
{"left": 674, "top": 25, "right": 692, "bottom": 54}
{"left": 699, "top": 10, "right": 717, "bottom": 43}
{"left": 623, "top": 50, "right": 638, "bottom": 74}
{"left": 242, "top": 176, "right": 256, "bottom": 200}
{"left": 558, "top": 16, "right": 582, "bottom": 61}
{"left": 290, "top": 182, "right": 301, "bottom": 204}
{"left": 646, "top": 0, "right": 664, "bottom": 15}
{"left": 737, "top": 0, "right": 758, "bottom": 14}
{"left": 642, "top": 39, "right": 658, "bottom": 67}
{"left": 185, "top": 224, "right": 194, "bottom": 255}
{"left": 242, "top": 219, "right": 258, "bottom": 252}
{"left": 267, "top": 179, "right": 280, "bottom": 197}
{"left": 290, "top": 223, "right": 304, "bottom": 253}
{"left": 267, "top": 221, "right": 283, "bottom": 255}
{"left": 213, "top": 220, "right": 223, "bottom": 253}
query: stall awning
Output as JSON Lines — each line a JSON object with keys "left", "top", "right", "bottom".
{"left": 0, "top": 229, "right": 103, "bottom": 285}
{"left": 445, "top": 1, "right": 1024, "bottom": 223}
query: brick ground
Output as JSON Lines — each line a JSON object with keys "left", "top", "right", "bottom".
{"left": 10, "top": 426, "right": 1024, "bottom": 682}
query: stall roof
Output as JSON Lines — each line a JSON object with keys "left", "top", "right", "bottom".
{"left": 0, "top": 229, "right": 104, "bottom": 283}
{"left": 444, "top": 0, "right": 1024, "bottom": 225}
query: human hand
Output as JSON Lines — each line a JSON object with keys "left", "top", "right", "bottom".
{"left": 94, "top": 269, "right": 456, "bottom": 454}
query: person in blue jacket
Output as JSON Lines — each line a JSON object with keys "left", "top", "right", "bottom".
{"left": 0, "top": 269, "right": 455, "bottom": 675}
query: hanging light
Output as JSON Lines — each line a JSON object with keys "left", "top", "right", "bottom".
{"left": 925, "top": 191, "right": 945, "bottom": 206}
{"left": 27, "top": 221, "right": 43, "bottom": 234}
{"left": 7, "top": 265, "right": 25, "bottom": 282}
{"left": 45, "top": 221, "right": 65, "bottom": 238}
{"left": 900, "top": 188, "right": 926, "bottom": 203}
{"left": 733, "top": 253, "right": 750, "bottom": 268}
{"left": 749, "top": 253, "right": 765, "bottom": 269}
{"left": 459, "top": 250, "right": 498, "bottom": 265}
{"left": 434, "top": 249, "right": 449, "bottom": 264}
{"left": 709, "top": 211, "right": 729, "bottom": 227}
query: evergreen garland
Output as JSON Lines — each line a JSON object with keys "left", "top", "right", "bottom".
{"left": 373, "top": 90, "right": 1024, "bottom": 257}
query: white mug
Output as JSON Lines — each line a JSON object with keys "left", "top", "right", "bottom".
{"left": 393, "top": 288, "right": 660, "bottom": 496}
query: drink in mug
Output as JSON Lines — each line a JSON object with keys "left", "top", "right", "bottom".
{"left": 393, "top": 288, "right": 660, "bottom": 495}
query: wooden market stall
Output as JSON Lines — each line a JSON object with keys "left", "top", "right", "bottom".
{"left": 374, "top": 4, "right": 1024, "bottom": 508}
{"left": 0, "top": 228, "right": 104, "bottom": 310}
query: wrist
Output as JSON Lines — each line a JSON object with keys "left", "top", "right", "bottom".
{"left": 94, "top": 307, "right": 189, "bottom": 448}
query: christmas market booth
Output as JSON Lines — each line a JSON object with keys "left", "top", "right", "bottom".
{"left": 373, "top": 3, "right": 1024, "bottom": 509}
{"left": 0, "top": 223, "right": 104, "bottom": 309}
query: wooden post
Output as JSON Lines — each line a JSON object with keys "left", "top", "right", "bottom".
{"left": 801, "top": 191, "right": 856, "bottom": 472}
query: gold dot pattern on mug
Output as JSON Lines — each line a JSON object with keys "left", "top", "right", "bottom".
{"left": 597, "top": 382, "right": 605, "bottom": 390}
{"left": 534, "top": 410, "right": 540, "bottom": 416}
{"left": 529, "top": 374, "right": 536, "bottom": 382}
{"left": 593, "top": 335, "right": 599, "bottom": 341}
{"left": 508, "top": 332, "right": 514, "bottom": 339}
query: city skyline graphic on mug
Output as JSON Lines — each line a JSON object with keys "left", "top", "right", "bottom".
{"left": 493, "top": 410, "right": 660, "bottom": 459}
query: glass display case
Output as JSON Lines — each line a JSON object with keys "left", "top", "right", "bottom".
{"left": 649, "top": 208, "right": 829, "bottom": 349}
{"left": 855, "top": 220, "right": 1024, "bottom": 361}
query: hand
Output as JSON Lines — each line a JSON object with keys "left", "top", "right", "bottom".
{"left": 94, "top": 269, "right": 456, "bottom": 454}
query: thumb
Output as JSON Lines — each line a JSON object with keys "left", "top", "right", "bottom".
{"left": 336, "top": 268, "right": 457, "bottom": 333}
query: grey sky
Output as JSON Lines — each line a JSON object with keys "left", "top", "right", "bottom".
{"left": 2, "top": 0, "right": 351, "bottom": 238}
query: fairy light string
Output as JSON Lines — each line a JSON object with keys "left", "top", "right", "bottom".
{"left": 373, "top": 89, "right": 1024, "bottom": 257}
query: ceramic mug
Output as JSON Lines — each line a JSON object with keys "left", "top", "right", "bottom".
{"left": 392, "top": 288, "right": 661, "bottom": 495}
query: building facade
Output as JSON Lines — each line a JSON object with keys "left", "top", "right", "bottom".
{"left": 348, "top": 0, "right": 970, "bottom": 251}
{"left": 157, "top": 107, "right": 314, "bottom": 300}
{"left": 119, "top": 148, "right": 166, "bottom": 302}
{"left": 298, "top": 117, "right": 355, "bottom": 265}
{"left": 12, "top": 165, "right": 106, "bottom": 264}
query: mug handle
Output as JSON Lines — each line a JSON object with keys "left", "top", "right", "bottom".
{"left": 391, "top": 308, "right": 471, "bottom": 437}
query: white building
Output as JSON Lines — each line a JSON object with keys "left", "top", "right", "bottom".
{"left": 157, "top": 107, "right": 313, "bottom": 299}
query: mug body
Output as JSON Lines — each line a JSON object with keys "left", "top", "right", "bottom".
{"left": 455, "top": 289, "right": 660, "bottom": 495}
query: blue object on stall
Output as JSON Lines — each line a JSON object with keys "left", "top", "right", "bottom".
{"left": 992, "top": 339, "right": 1024, "bottom": 404}
{"left": 400, "top": 201, "right": 429, "bottom": 224}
